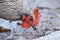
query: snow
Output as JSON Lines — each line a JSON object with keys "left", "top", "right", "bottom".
{"left": 33, "top": 31, "right": 60, "bottom": 40}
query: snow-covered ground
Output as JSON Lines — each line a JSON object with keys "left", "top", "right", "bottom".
{"left": 0, "top": 0, "right": 60, "bottom": 40}
{"left": 33, "top": 31, "right": 60, "bottom": 40}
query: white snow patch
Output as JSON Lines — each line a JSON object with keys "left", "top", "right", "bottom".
{"left": 33, "top": 31, "right": 60, "bottom": 40}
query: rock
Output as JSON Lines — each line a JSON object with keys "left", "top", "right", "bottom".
{"left": 0, "top": 0, "right": 31, "bottom": 21}
{"left": 0, "top": 26, "right": 11, "bottom": 33}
